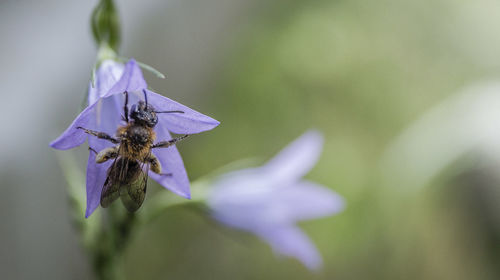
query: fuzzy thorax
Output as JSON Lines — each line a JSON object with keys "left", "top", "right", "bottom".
{"left": 117, "top": 123, "right": 156, "bottom": 160}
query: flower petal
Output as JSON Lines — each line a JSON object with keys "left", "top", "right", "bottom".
{"left": 84, "top": 94, "right": 124, "bottom": 217}
{"left": 149, "top": 126, "right": 191, "bottom": 199}
{"left": 209, "top": 177, "right": 344, "bottom": 228}
{"left": 49, "top": 102, "right": 99, "bottom": 150}
{"left": 208, "top": 168, "right": 273, "bottom": 205}
{"left": 104, "top": 59, "right": 147, "bottom": 98}
{"left": 256, "top": 225, "right": 322, "bottom": 270}
{"left": 50, "top": 93, "right": 124, "bottom": 150}
{"left": 88, "top": 60, "right": 124, "bottom": 104}
{"left": 263, "top": 130, "right": 323, "bottom": 185}
{"left": 145, "top": 89, "right": 220, "bottom": 134}
{"left": 85, "top": 144, "right": 113, "bottom": 218}
{"left": 275, "top": 180, "right": 345, "bottom": 222}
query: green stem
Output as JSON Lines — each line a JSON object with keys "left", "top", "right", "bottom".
{"left": 91, "top": 206, "right": 136, "bottom": 280}
{"left": 90, "top": 180, "right": 213, "bottom": 279}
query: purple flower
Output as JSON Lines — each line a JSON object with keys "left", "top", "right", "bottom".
{"left": 207, "top": 131, "right": 344, "bottom": 270}
{"left": 50, "top": 59, "right": 219, "bottom": 217}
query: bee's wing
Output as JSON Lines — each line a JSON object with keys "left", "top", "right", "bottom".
{"left": 100, "top": 173, "right": 120, "bottom": 208}
{"left": 119, "top": 159, "right": 148, "bottom": 212}
{"left": 100, "top": 155, "right": 123, "bottom": 208}
{"left": 100, "top": 144, "right": 132, "bottom": 208}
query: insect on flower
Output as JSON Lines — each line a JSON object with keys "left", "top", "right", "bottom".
{"left": 50, "top": 59, "right": 220, "bottom": 217}
{"left": 78, "top": 90, "right": 189, "bottom": 212}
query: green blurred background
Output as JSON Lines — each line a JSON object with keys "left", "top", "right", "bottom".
{"left": 2, "top": 0, "right": 500, "bottom": 279}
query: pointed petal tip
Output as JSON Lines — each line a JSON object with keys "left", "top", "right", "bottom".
{"left": 184, "top": 115, "right": 220, "bottom": 133}
{"left": 85, "top": 198, "right": 100, "bottom": 219}
{"left": 84, "top": 200, "right": 96, "bottom": 219}
{"left": 301, "top": 129, "right": 324, "bottom": 148}
{"left": 49, "top": 140, "right": 64, "bottom": 150}
{"left": 262, "top": 129, "right": 325, "bottom": 183}
{"left": 171, "top": 187, "right": 191, "bottom": 200}
{"left": 49, "top": 137, "right": 79, "bottom": 150}
{"left": 260, "top": 226, "right": 323, "bottom": 271}
{"left": 152, "top": 174, "right": 192, "bottom": 200}
{"left": 126, "top": 58, "right": 138, "bottom": 66}
{"left": 310, "top": 182, "right": 346, "bottom": 216}
{"left": 328, "top": 192, "right": 346, "bottom": 215}
{"left": 199, "top": 117, "right": 221, "bottom": 132}
{"left": 104, "top": 58, "right": 147, "bottom": 98}
{"left": 49, "top": 137, "right": 73, "bottom": 150}
{"left": 306, "top": 260, "right": 323, "bottom": 271}
{"left": 84, "top": 208, "right": 93, "bottom": 219}
{"left": 204, "top": 117, "right": 221, "bottom": 130}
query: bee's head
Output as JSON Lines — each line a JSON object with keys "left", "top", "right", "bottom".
{"left": 130, "top": 100, "right": 158, "bottom": 128}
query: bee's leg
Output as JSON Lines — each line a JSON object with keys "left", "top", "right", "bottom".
{"left": 144, "top": 153, "right": 162, "bottom": 174}
{"left": 95, "top": 146, "right": 119, "bottom": 163}
{"left": 144, "top": 154, "right": 171, "bottom": 176}
{"left": 88, "top": 147, "right": 98, "bottom": 155}
{"left": 152, "top": 134, "right": 189, "bottom": 149}
{"left": 122, "top": 91, "right": 129, "bottom": 122}
{"left": 77, "top": 127, "right": 120, "bottom": 144}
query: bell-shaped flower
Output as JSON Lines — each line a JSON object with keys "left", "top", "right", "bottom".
{"left": 50, "top": 59, "right": 219, "bottom": 218}
{"left": 207, "top": 131, "right": 344, "bottom": 270}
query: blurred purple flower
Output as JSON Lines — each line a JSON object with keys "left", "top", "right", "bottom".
{"left": 50, "top": 59, "right": 219, "bottom": 217}
{"left": 207, "top": 131, "right": 344, "bottom": 270}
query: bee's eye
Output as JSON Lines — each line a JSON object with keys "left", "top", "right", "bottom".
{"left": 148, "top": 115, "right": 158, "bottom": 127}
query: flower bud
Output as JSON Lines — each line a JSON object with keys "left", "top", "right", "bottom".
{"left": 91, "top": 0, "right": 121, "bottom": 52}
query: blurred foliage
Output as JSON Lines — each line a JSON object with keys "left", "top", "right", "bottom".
{"left": 117, "top": 0, "right": 500, "bottom": 279}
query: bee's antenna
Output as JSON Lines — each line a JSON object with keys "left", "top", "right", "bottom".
{"left": 143, "top": 89, "right": 148, "bottom": 107}
{"left": 155, "top": 110, "right": 185, "bottom": 114}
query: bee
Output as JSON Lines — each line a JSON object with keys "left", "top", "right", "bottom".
{"left": 77, "top": 90, "right": 188, "bottom": 212}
